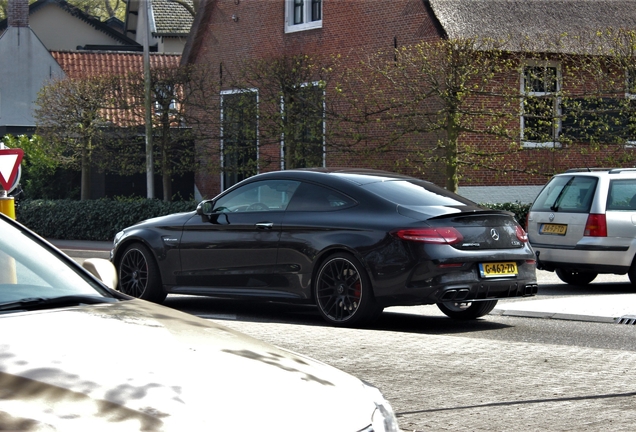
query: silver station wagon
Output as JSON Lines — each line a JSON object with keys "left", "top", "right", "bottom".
{"left": 527, "top": 168, "right": 636, "bottom": 285}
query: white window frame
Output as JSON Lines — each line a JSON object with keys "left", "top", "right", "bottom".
{"left": 280, "top": 81, "right": 326, "bottom": 170}
{"left": 284, "top": 0, "right": 322, "bottom": 34}
{"left": 220, "top": 88, "right": 259, "bottom": 190}
{"left": 626, "top": 68, "right": 636, "bottom": 100}
{"left": 520, "top": 60, "right": 562, "bottom": 148}
{"left": 624, "top": 69, "right": 636, "bottom": 146}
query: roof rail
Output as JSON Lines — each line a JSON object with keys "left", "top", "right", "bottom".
{"left": 608, "top": 168, "right": 636, "bottom": 174}
{"left": 564, "top": 168, "right": 611, "bottom": 173}
{"left": 564, "top": 167, "right": 636, "bottom": 174}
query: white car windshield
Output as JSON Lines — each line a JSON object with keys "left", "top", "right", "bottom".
{"left": 0, "top": 216, "right": 111, "bottom": 305}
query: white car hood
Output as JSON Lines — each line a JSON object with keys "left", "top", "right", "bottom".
{"left": 0, "top": 299, "right": 376, "bottom": 431}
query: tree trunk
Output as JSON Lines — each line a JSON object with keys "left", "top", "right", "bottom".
{"left": 163, "top": 173, "right": 172, "bottom": 202}
{"left": 445, "top": 111, "right": 459, "bottom": 193}
{"left": 81, "top": 142, "right": 91, "bottom": 200}
{"left": 162, "top": 137, "right": 172, "bottom": 201}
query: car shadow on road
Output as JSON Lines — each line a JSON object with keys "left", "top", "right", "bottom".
{"left": 163, "top": 295, "right": 513, "bottom": 335}
{"left": 371, "top": 310, "right": 511, "bottom": 334}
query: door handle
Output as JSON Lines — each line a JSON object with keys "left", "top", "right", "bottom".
{"left": 256, "top": 222, "right": 274, "bottom": 229}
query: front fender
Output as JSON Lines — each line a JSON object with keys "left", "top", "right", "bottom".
{"left": 111, "top": 228, "right": 181, "bottom": 286}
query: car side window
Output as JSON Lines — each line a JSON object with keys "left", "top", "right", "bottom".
{"left": 213, "top": 180, "right": 301, "bottom": 212}
{"left": 607, "top": 179, "right": 636, "bottom": 210}
{"left": 286, "top": 182, "right": 356, "bottom": 211}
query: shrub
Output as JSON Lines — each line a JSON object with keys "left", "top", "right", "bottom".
{"left": 483, "top": 202, "right": 531, "bottom": 230}
{"left": 16, "top": 198, "right": 198, "bottom": 241}
{"left": 12, "top": 198, "right": 532, "bottom": 241}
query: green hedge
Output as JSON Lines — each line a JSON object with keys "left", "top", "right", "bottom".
{"left": 484, "top": 202, "right": 531, "bottom": 230}
{"left": 16, "top": 199, "right": 198, "bottom": 241}
{"left": 12, "top": 199, "right": 531, "bottom": 241}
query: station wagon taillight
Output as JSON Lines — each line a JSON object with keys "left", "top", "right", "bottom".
{"left": 584, "top": 214, "right": 607, "bottom": 237}
{"left": 394, "top": 227, "right": 463, "bottom": 244}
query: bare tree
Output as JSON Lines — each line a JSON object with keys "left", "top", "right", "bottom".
{"left": 333, "top": 38, "right": 524, "bottom": 192}
{"left": 70, "top": 0, "right": 124, "bottom": 19}
{"left": 34, "top": 75, "right": 123, "bottom": 200}
{"left": 123, "top": 64, "right": 197, "bottom": 201}
{"left": 0, "top": 0, "right": 126, "bottom": 20}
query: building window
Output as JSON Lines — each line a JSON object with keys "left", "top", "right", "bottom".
{"left": 521, "top": 63, "right": 561, "bottom": 147}
{"left": 626, "top": 69, "right": 636, "bottom": 145}
{"left": 281, "top": 83, "right": 325, "bottom": 169}
{"left": 627, "top": 67, "right": 636, "bottom": 99}
{"left": 285, "top": 0, "right": 322, "bottom": 33}
{"left": 221, "top": 90, "right": 259, "bottom": 190}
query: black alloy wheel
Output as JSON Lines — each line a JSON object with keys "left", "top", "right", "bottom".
{"left": 437, "top": 300, "right": 499, "bottom": 319}
{"left": 118, "top": 243, "right": 166, "bottom": 303}
{"left": 314, "top": 252, "right": 381, "bottom": 327}
{"left": 555, "top": 268, "right": 598, "bottom": 286}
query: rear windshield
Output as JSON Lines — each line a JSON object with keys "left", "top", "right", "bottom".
{"left": 607, "top": 179, "right": 636, "bottom": 210}
{"left": 362, "top": 180, "right": 474, "bottom": 206}
{"left": 531, "top": 175, "right": 598, "bottom": 213}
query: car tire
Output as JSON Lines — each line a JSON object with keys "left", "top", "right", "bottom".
{"left": 437, "top": 300, "right": 498, "bottom": 319}
{"left": 555, "top": 268, "right": 597, "bottom": 286}
{"left": 117, "top": 243, "right": 167, "bottom": 303}
{"left": 627, "top": 262, "right": 636, "bottom": 287}
{"left": 314, "top": 252, "right": 381, "bottom": 327}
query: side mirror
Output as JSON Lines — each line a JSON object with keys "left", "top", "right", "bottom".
{"left": 196, "top": 200, "right": 215, "bottom": 216}
{"left": 82, "top": 258, "right": 118, "bottom": 290}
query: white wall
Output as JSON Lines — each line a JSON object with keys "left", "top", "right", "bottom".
{"left": 458, "top": 185, "right": 544, "bottom": 205}
{"left": 30, "top": 4, "right": 125, "bottom": 51}
{"left": 0, "top": 27, "right": 65, "bottom": 127}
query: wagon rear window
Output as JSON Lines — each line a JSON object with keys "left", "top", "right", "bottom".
{"left": 531, "top": 176, "right": 598, "bottom": 213}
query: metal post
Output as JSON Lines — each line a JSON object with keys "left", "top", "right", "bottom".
{"left": 141, "top": 0, "right": 154, "bottom": 198}
{"left": 0, "top": 142, "right": 16, "bottom": 219}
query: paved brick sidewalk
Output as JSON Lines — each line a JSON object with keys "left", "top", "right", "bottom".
{"left": 215, "top": 317, "right": 636, "bottom": 432}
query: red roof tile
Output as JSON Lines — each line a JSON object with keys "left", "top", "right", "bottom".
{"left": 49, "top": 51, "right": 182, "bottom": 126}
{"left": 51, "top": 51, "right": 181, "bottom": 79}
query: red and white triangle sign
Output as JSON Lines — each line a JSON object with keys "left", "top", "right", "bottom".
{"left": 0, "top": 148, "right": 24, "bottom": 191}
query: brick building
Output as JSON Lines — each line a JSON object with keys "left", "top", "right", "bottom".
{"left": 183, "top": 0, "right": 636, "bottom": 203}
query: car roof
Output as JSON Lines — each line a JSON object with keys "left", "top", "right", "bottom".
{"left": 262, "top": 168, "right": 425, "bottom": 185}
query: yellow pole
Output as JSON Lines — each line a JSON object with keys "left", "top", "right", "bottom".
{"left": 0, "top": 195, "right": 16, "bottom": 219}
{"left": 0, "top": 193, "right": 17, "bottom": 283}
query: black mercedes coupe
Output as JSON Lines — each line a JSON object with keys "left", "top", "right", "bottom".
{"left": 111, "top": 168, "right": 538, "bottom": 326}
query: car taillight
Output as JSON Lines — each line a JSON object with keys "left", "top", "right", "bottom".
{"left": 584, "top": 214, "right": 607, "bottom": 237}
{"left": 394, "top": 227, "right": 463, "bottom": 244}
{"left": 515, "top": 225, "right": 528, "bottom": 242}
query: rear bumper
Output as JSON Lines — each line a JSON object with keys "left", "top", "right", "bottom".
{"left": 533, "top": 243, "right": 633, "bottom": 272}
{"left": 376, "top": 278, "right": 538, "bottom": 307}
{"left": 375, "top": 262, "right": 538, "bottom": 307}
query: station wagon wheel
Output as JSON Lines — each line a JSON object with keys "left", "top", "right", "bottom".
{"left": 628, "top": 260, "right": 636, "bottom": 287}
{"left": 314, "top": 253, "right": 381, "bottom": 327}
{"left": 118, "top": 243, "right": 166, "bottom": 303}
{"left": 437, "top": 300, "right": 498, "bottom": 320}
{"left": 555, "top": 268, "right": 597, "bottom": 286}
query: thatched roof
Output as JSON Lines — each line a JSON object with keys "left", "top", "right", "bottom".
{"left": 429, "top": 0, "right": 636, "bottom": 53}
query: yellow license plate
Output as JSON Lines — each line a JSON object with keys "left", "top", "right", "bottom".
{"left": 479, "top": 262, "right": 518, "bottom": 278}
{"left": 540, "top": 223, "right": 567, "bottom": 235}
